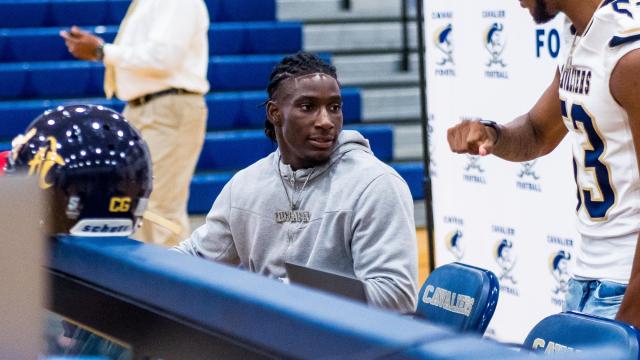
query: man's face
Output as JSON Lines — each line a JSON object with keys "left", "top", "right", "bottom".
{"left": 519, "top": 0, "right": 559, "bottom": 24}
{"left": 269, "top": 74, "right": 343, "bottom": 170}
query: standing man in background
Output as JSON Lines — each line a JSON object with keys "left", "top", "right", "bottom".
{"left": 61, "top": 0, "right": 210, "bottom": 246}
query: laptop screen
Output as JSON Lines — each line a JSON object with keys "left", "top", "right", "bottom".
{"left": 285, "top": 262, "right": 368, "bottom": 304}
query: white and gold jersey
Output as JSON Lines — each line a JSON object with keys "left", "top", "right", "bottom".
{"left": 558, "top": 1, "right": 640, "bottom": 283}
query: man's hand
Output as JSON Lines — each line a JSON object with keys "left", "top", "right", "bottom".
{"left": 60, "top": 26, "right": 103, "bottom": 61}
{"left": 447, "top": 119, "right": 498, "bottom": 156}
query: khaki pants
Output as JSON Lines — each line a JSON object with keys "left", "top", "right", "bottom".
{"left": 124, "top": 93, "right": 207, "bottom": 247}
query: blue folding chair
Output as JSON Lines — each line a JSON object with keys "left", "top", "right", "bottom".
{"left": 414, "top": 262, "right": 499, "bottom": 334}
{"left": 523, "top": 311, "right": 640, "bottom": 358}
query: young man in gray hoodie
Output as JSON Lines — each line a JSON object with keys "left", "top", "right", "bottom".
{"left": 175, "top": 52, "right": 418, "bottom": 313}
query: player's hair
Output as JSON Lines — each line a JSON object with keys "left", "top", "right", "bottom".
{"left": 264, "top": 52, "right": 338, "bottom": 142}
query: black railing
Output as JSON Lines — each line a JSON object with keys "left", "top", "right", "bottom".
{"left": 415, "top": 0, "right": 435, "bottom": 271}
{"left": 400, "top": 0, "right": 411, "bottom": 71}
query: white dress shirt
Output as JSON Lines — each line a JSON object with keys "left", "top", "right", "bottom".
{"left": 103, "top": 0, "right": 210, "bottom": 101}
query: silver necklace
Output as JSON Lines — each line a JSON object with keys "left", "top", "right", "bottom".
{"left": 275, "top": 156, "right": 316, "bottom": 223}
{"left": 564, "top": 1, "right": 603, "bottom": 71}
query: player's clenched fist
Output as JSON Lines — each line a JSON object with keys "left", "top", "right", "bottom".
{"left": 447, "top": 119, "right": 499, "bottom": 156}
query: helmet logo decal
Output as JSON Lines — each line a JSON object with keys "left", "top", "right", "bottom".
{"left": 109, "top": 197, "right": 132, "bottom": 212}
{"left": 66, "top": 196, "right": 81, "bottom": 219}
{"left": 10, "top": 128, "right": 37, "bottom": 161}
{"left": 27, "top": 136, "right": 65, "bottom": 189}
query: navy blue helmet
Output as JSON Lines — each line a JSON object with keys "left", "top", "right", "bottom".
{"left": 7, "top": 104, "right": 152, "bottom": 236}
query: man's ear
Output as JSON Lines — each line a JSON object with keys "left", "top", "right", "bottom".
{"left": 266, "top": 100, "right": 281, "bottom": 127}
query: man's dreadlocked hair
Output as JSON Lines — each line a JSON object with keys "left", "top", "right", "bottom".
{"left": 264, "top": 52, "right": 338, "bottom": 142}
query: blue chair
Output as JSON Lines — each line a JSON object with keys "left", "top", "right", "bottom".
{"left": 523, "top": 311, "right": 640, "bottom": 358}
{"left": 415, "top": 262, "right": 499, "bottom": 334}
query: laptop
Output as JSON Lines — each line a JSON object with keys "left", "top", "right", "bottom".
{"left": 285, "top": 262, "right": 368, "bottom": 304}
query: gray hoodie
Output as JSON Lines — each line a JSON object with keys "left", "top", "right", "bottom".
{"left": 175, "top": 130, "right": 418, "bottom": 312}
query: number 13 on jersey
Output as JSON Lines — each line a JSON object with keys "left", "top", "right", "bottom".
{"left": 561, "top": 100, "right": 616, "bottom": 220}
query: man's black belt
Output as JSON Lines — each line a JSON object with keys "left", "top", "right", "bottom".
{"left": 128, "top": 88, "right": 200, "bottom": 107}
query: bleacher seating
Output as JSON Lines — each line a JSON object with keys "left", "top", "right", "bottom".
{"left": 0, "top": 22, "right": 302, "bottom": 62}
{"left": 0, "top": 55, "right": 331, "bottom": 99}
{"left": 0, "top": 0, "right": 425, "bottom": 216}
{"left": 0, "top": 88, "right": 361, "bottom": 138}
{"left": 0, "top": 0, "right": 275, "bottom": 28}
{"left": 414, "top": 262, "right": 499, "bottom": 335}
{"left": 523, "top": 311, "right": 640, "bottom": 358}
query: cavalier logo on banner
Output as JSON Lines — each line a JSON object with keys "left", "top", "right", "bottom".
{"left": 444, "top": 216, "right": 465, "bottom": 260}
{"left": 517, "top": 160, "right": 542, "bottom": 192}
{"left": 463, "top": 155, "right": 487, "bottom": 184}
{"left": 493, "top": 224, "right": 520, "bottom": 296}
{"left": 482, "top": 9, "right": 509, "bottom": 79}
{"left": 495, "top": 239, "right": 517, "bottom": 285}
{"left": 446, "top": 229, "right": 465, "bottom": 260}
{"left": 485, "top": 23, "right": 507, "bottom": 68}
{"left": 435, "top": 24, "right": 454, "bottom": 66}
{"left": 550, "top": 250, "right": 571, "bottom": 295}
{"left": 547, "top": 235, "right": 575, "bottom": 307}
{"left": 432, "top": 10, "right": 455, "bottom": 77}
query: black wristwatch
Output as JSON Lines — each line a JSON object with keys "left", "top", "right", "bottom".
{"left": 479, "top": 119, "right": 502, "bottom": 144}
{"left": 95, "top": 43, "right": 105, "bottom": 61}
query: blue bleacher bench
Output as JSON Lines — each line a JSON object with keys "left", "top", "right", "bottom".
{"left": 391, "top": 162, "right": 424, "bottom": 200}
{"left": 0, "top": 22, "right": 302, "bottom": 63}
{"left": 0, "top": 54, "right": 330, "bottom": 99}
{"left": 0, "top": 0, "right": 275, "bottom": 28}
{"left": 195, "top": 124, "right": 393, "bottom": 171}
{"left": 0, "top": 123, "right": 390, "bottom": 171}
{"left": 0, "top": 87, "right": 360, "bottom": 139}
{"left": 187, "top": 161, "right": 425, "bottom": 214}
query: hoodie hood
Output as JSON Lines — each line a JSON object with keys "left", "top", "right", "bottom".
{"left": 275, "top": 130, "right": 372, "bottom": 182}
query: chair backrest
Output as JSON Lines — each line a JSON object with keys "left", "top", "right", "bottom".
{"left": 415, "top": 262, "right": 499, "bottom": 334}
{"left": 523, "top": 311, "right": 640, "bottom": 358}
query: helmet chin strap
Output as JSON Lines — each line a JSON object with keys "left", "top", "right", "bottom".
{"left": 142, "top": 210, "right": 182, "bottom": 236}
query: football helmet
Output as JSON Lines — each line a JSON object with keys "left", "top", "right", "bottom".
{"left": 7, "top": 104, "right": 152, "bottom": 236}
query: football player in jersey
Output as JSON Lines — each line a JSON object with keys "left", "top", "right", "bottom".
{"left": 447, "top": 0, "right": 640, "bottom": 327}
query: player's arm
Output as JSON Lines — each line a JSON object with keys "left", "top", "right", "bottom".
{"left": 610, "top": 49, "right": 640, "bottom": 328}
{"left": 447, "top": 70, "right": 567, "bottom": 161}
